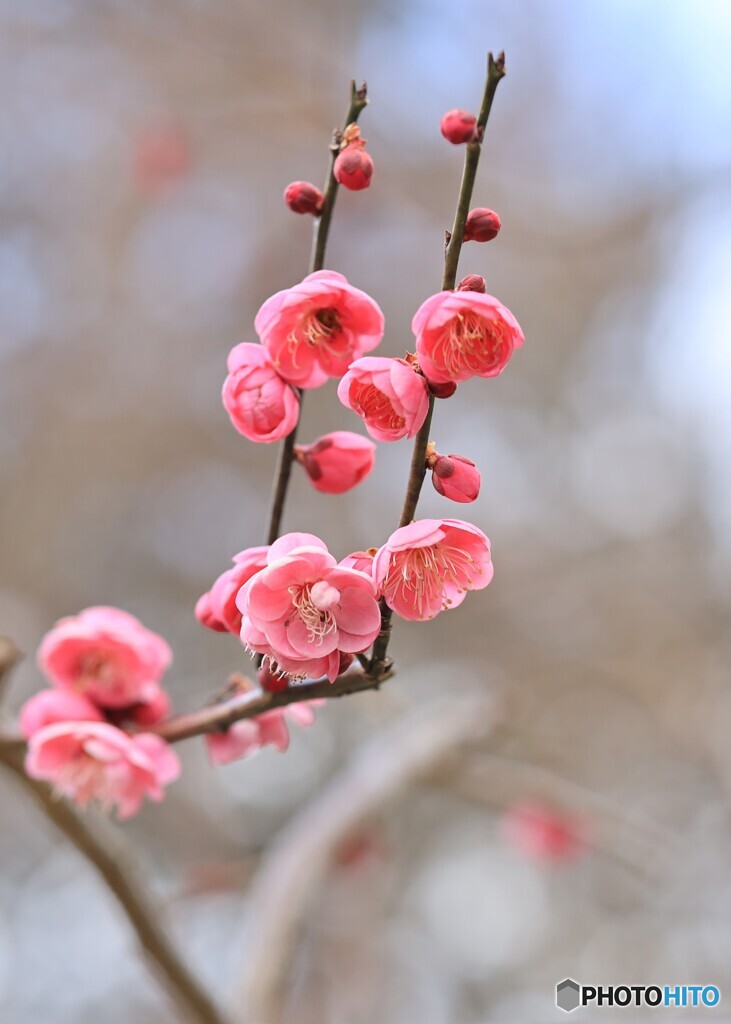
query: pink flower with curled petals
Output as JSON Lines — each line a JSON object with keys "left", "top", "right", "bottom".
{"left": 20, "top": 689, "right": 102, "bottom": 739}
{"left": 373, "top": 519, "right": 493, "bottom": 621}
{"left": 236, "top": 533, "right": 381, "bottom": 681}
{"left": 255, "top": 271, "right": 384, "bottom": 389}
{"left": 337, "top": 357, "right": 429, "bottom": 442}
{"left": 25, "top": 721, "right": 180, "bottom": 819}
{"left": 38, "top": 607, "right": 172, "bottom": 709}
{"left": 295, "top": 431, "right": 376, "bottom": 494}
{"left": 196, "top": 546, "right": 270, "bottom": 635}
{"left": 223, "top": 343, "right": 300, "bottom": 443}
{"left": 205, "top": 702, "right": 321, "bottom": 766}
{"left": 413, "top": 290, "right": 524, "bottom": 385}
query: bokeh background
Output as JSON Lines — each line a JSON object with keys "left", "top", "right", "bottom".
{"left": 2, "top": 1, "right": 731, "bottom": 1021}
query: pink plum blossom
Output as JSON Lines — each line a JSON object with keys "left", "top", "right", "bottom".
{"left": 196, "top": 546, "right": 270, "bottom": 634}
{"left": 373, "top": 518, "right": 493, "bottom": 621}
{"left": 222, "top": 343, "right": 300, "bottom": 443}
{"left": 429, "top": 451, "right": 482, "bottom": 503}
{"left": 295, "top": 431, "right": 376, "bottom": 494}
{"left": 20, "top": 689, "right": 102, "bottom": 739}
{"left": 339, "top": 549, "right": 377, "bottom": 575}
{"left": 25, "top": 721, "right": 180, "bottom": 819}
{"left": 337, "top": 357, "right": 430, "bottom": 442}
{"left": 205, "top": 702, "right": 320, "bottom": 766}
{"left": 255, "top": 271, "right": 384, "bottom": 389}
{"left": 37, "top": 606, "right": 172, "bottom": 709}
{"left": 412, "top": 289, "right": 524, "bottom": 384}
{"left": 237, "top": 533, "right": 381, "bottom": 681}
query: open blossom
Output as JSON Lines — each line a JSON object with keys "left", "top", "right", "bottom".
{"left": 196, "top": 546, "right": 270, "bottom": 634}
{"left": 373, "top": 519, "right": 493, "bottom": 621}
{"left": 223, "top": 343, "right": 300, "bottom": 443}
{"left": 37, "top": 606, "right": 172, "bottom": 709}
{"left": 20, "top": 689, "right": 102, "bottom": 739}
{"left": 206, "top": 702, "right": 320, "bottom": 766}
{"left": 255, "top": 270, "right": 384, "bottom": 389}
{"left": 337, "top": 357, "right": 430, "bottom": 442}
{"left": 501, "top": 802, "right": 586, "bottom": 863}
{"left": 413, "top": 289, "right": 524, "bottom": 384}
{"left": 25, "top": 722, "right": 180, "bottom": 819}
{"left": 295, "top": 431, "right": 376, "bottom": 494}
{"left": 237, "top": 533, "right": 381, "bottom": 681}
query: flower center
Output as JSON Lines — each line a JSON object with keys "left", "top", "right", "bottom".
{"left": 77, "top": 652, "right": 117, "bottom": 689}
{"left": 57, "top": 752, "right": 118, "bottom": 811}
{"left": 289, "top": 582, "right": 339, "bottom": 644}
{"left": 437, "top": 311, "right": 509, "bottom": 376}
{"left": 382, "top": 542, "right": 481, "bottom": 618}
{"left": 353, "top": 383, "right": 405, "bottom": 433}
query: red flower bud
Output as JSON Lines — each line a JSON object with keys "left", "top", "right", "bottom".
{"left": 334, "top": 145, "right": 374, "bottom": 191}
{"left": 440, "top": 109, "right": 477, "bottom": 145}
{"left": 456, "top": 274, "right": 487, "bottom": 293}
{"left": 429, "top": 452, "right": 481, "bottom": 503}
{"left": 464, "top": 207, "right": 501, "bottom": 242}
{"left": 259, "top": 662, "right": 289, "bottom": 693}
{"left": 295, "top": 431, "right": 376, "bottom": 494}
{"left": 427, "top": 379, "right": 458, "bottom": 399}
{"left": 284, "top": 180, "right": 324, "bottom": 215}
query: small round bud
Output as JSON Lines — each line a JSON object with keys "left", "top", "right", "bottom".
{"left": 440, "top": 109, "right": 477, "bottom": 145}
{"left": 259, "top": 663, "right": 289, "bottom": 693}
{"left": 334, "top": 145, "right": 374, "bottom": 191}
{"left": 430, "top": 452, "right": 481, "bottom": 503}
{"left": 427, "top": 379, "right": 458, "bottom": 399}
{"left": 456, "top": 274, "right": 487, "bottom": 293}
{"left": 284, "top": 180, "right": 324, "bottom": 215}
{"left": 464, "top": 207, "right": 501, "bottom": 242}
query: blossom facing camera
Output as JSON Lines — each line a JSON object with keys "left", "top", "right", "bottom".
{"left": 196, "top": 546, "right": 271, "bottom": 634}
{"left": 373, "top": 518, "right": 493, "bottom": 621}
{"left": 413, "top": 289, "right": 524, "bottom": 385}
{"left": 501, "top": 801, "right": 585, "bottom": 863}
{"left": 284, "top": 180, "right": 324, "bottom": 215}
{"left": 430, "top": 452, "right": 481, "bottom": 503}
{"left": 464, "top": 207, "right": 501, "bottom": 242}
{"left": 296, "top": 431, "right": 376, "bottom": 494}
{"left": 334, "top": 145, "right": 374, "bottom": 191}
{"left": 237, "top": 533, "right": 381, "bottom": 681}
{"left": 440, "top": 109, "right": 477, "bottom": 144}
{"left": 25, "top": 722, "right": 180, "bottom": 819}
{"left": 256, "top": 271, "right": 384, "bottom": 389}
{"left": 37, "top": 606, "right": 172, "bottom": 710}
{"left": 337, "top": 357, "right": 430, "bottom": 442}
{"left": 222, "top": 343, "right": 300, "bottom": 443}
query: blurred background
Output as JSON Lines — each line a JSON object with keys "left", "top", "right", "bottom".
{"left": 1, "top": 0, "right": 731, "bottom": 1021}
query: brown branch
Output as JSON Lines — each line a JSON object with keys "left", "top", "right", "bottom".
{"left": 368, "top": 52, "right": 506, "bottom": 679}
{"left": 237, "top": 692, "right": 501, "bottom": 1023}
{"left": 0, "top": 739, "right": 230, "bottom": 1024}
{"left": 265, "top": 80, "right": 369, "bottom": 544}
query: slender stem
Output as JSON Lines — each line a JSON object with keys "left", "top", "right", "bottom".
{"left": 0, "top": 740, "right": 229, "bottom": 1024}
{"left": 264, "top": 81, "right": 369, "bottom": 545}
{"left": 368, "top": 52, "right": 506, "bottom": 680}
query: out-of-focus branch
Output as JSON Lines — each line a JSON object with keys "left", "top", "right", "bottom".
{"left": 0, "top": 738, "right": 230, "bottom": 1024}
{"left": 237, "top": 693, "right": 501, "bottom": 1024}
{"left": 0, "top": 635, "right": 21, "bottom": 704}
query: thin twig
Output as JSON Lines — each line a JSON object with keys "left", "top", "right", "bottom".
{"left": 0, "top": 739, "right": 230, "bottom": 1024}
{"left": 238, "top": 693, "right": 501, "bottom": 1023}
{"left": 265, "top": 80, "right": 369, "bottom": 544}
{"left": 368, "top": 52, "right": 506, "bottom": 679}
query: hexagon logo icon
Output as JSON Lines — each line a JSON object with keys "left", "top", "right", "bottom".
{"left": 556, "top": 978, "right": 581, "bottom": 1013}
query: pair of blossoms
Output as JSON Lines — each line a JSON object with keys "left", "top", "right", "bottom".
{"left": 221, "top": 266, "right": 523, "bottom": 501}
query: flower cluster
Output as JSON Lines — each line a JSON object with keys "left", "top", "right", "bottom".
{"left": 22, "top": 607, "right": 179, "bottom": 819}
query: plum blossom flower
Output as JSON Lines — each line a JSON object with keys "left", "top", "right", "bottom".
{"left": 255, "top": 271, "right": 384, "bottom": 389}
{"left": 337, "top": 357, "right": 430, "bottom": 442}
{"left": 237, "top": 533, "right": 381, "bottom": 681}
{"left": 501, "top": 801, "right": 586, "bottom": 863}
{"left": 222, "top": 343, "right": 300, "bottom": 443}
{"left": 428, "top": 450, "right": 482, "bottom": 503}
{"left": 295, "top": 431, "right": 376, "bottom": 494}
{"left": 372, "top": 519, "right": 493, "bottom": 621}
{"left": 196, "top": 546, "right": 270, "bottom": 634}
{"left": 205, "top": 702, "right": 320, "bottom": 766}
{"left": 339, "top": 549, "right": 377, "bottom": 575}
{"left": 20, "top": 689, "right": 102, "bottom": 739}
{"left": 37, "top": 607, "right": 172, "bottom": 709}
{"left": 412, "top": 289, "right": 524, "bottom": 384}
{"left": 25, "top": 722, "right": 180, "bottom": 819}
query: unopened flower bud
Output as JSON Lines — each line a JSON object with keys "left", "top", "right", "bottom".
{"left": 334, "top": 145, "right": 374, "bottom": 191}
{"left": 464, "top": 207, "right": 501, "bottom": 242}
{"left": 427, "top": 379, "right": 458, "bottom": 399}
{"left": 295, "top": 431, "right": 376, "bottom": 494}
{"left": 429, "top": 451, "right": 481, "bottom": 503}
{"left": 284, "top": 180, "right": 324, "bottom": 215}
{"left": 440, "top": 109, "right": 477, "bottom": 144}
{"left": 456, "top": 274, "right": 486, "bottom": 293}
{"left": 259, "top": 662, "right": 289, "bottom": 693}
